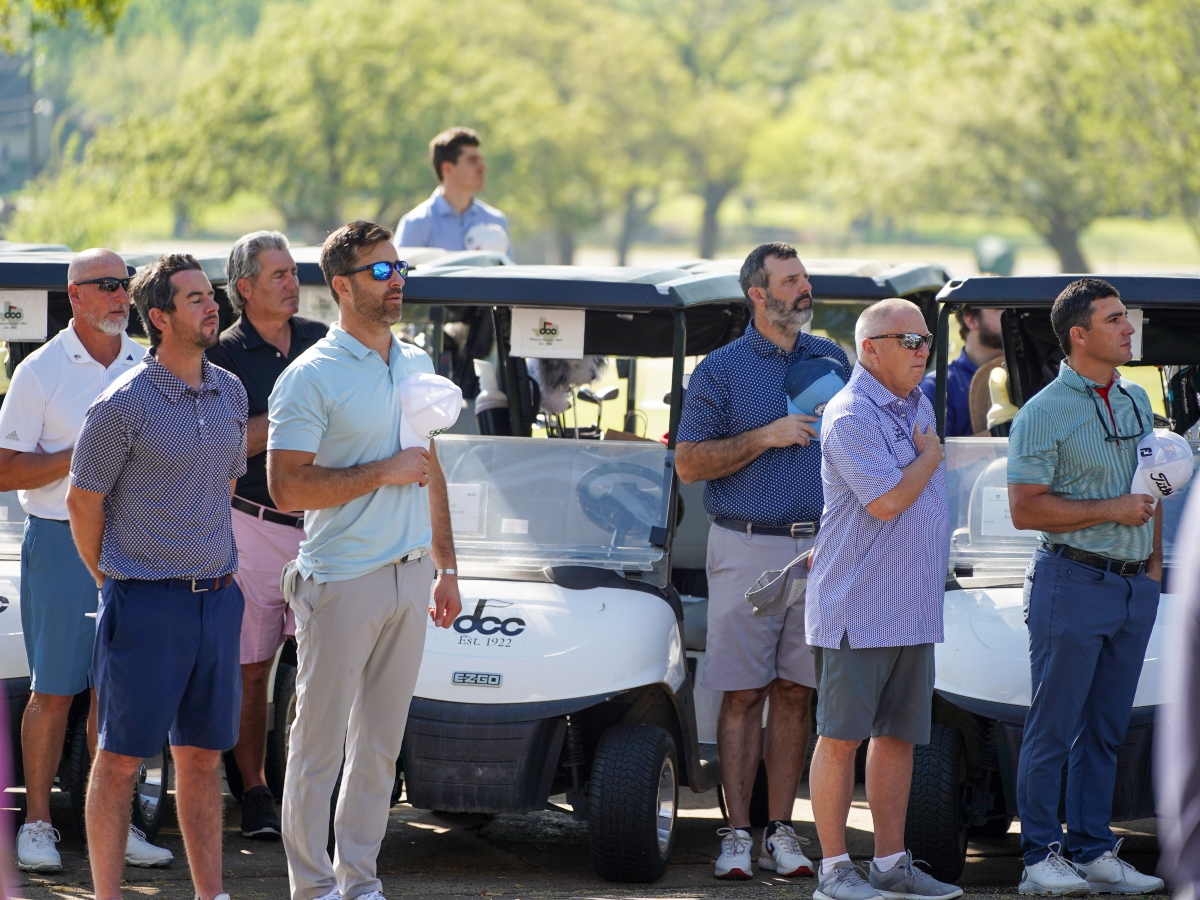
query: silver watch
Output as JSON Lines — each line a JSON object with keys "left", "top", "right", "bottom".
{"left": 436, "top": 568, "right": 457, "bottom": 576}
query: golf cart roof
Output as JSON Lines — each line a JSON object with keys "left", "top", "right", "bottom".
{"left": 937, "top": 274, "right": 1200, "bottom": 305}
{"left": 0, "top": 250, "right": 230, "bottom": 289}
{"left": 679, "top": 257, "right": 950, "bottom": 300}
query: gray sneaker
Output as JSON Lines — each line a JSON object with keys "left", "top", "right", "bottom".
{"left": 869, "top": 852, "right": 963, "bottom": 900}
{"left": 816, "top": 861, "right": 885, "bottom": 900}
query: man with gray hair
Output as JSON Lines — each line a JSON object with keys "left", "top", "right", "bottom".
{"left": 806, "top": 298, "right": 958, "bottom": 900}
{"left": 207, "top": 232, "right": 327, "bottom": 840}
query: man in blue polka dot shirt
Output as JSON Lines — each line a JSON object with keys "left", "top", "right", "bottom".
{"left": 676, "top": 242, "right": 850, "bottom": 880}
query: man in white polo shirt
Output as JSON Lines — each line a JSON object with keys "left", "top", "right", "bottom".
{"left": 0, "top": 248, "right": 170, "bottom": 872}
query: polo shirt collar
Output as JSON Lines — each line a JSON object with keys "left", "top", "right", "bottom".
{"left": 328, "top": 323, "right": 396, "bottom": 363}
{"left": 1057, "top": 358, "right": 1120, "bottom": 394}
{"left": 745, "top": 322, "right": 811, "bottom": 360}
{"left": 232, "top": 315, "right": 267, "bottom": 350}
{"left": 851, "top": 362, "right": 923, "bottom": 408}
{"left": 430, "top": 186, "right": 476, "bottom": 219}
{"left": 59, "top": 320, "right": 143, "bottom": 368}
{"left": 144, "top": 354, "right": 220, "bottom": 400}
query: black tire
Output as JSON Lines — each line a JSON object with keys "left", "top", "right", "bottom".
{"left": 223, "top": 750, "right": 244, "bottom": 801}
{"left": 715, "top": 759, "right": 770, "bottom": 828}
{"left": 129, "top": 744, "right": 171, "bottom": 843}
{"left": 905, "top": 724, "right": 968, "bottom": 883}
{"left": 587, "top": 724, "right": 678, "bottom": 883}
{"left": 265, "top": 660, "right": 297, "bottom": 800}
{"left": 66, "top": 720, "right": 90, "bottom": 840}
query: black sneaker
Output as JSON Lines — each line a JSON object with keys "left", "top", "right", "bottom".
{"left": 241, "top": 785, "right": 282, "bottom": 841}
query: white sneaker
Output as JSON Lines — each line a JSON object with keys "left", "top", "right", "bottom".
{"left": 354, "top": 892, "right": 387, "bottom": 900}
{"left": 759, "top": 823, "right": 814, "bottom": 876}
{"left": 1074, "top": 839, "right": 1165, "bottom": 894}
{"left": 17, "top": 820, "right": 62, "bottom": 873}
{"left": 715, "top": 826, "right": 753, "bottom": 879}
{"left": 125, "top": 824, "right": 174, "bottom": 868}
{"left": 314, "top": 891, "right": 343, "bottom": 900}
{"left": 1019, "top": 842, "right": 1091, "bottom": 896}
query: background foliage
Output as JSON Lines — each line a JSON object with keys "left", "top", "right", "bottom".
{"left": 3, "top": 0, "right": 1199, "bottom": 270}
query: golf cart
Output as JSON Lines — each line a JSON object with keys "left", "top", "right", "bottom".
{"left": 911, "top": 274, "right": 1200, "bottom": 881}
{"left": 352, "top": 259, "right": 949, "bottom": 883}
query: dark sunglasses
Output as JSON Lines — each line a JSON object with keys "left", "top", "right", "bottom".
{"left": 342, "top": 260, "right": 409, "bottom": 281}
{"left": 869, "top": 332, "right": 934, "bottom": 351}
{"left": 1087, "top": 384, "right": 1145, "bottom": 443}
{"left": 71, "top": 277, "right": 131, "bottom": 293}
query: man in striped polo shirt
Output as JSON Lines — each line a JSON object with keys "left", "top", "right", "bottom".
{"left": 1008, "top": 278, "right": 1164, "bottom": 895}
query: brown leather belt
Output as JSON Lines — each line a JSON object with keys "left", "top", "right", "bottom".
{"left": 139, "top": 574, "right": 236, "bottom": 593}
{"left": 232, "top": 495, "right": 304, "bottom": 529}
{"left": 1042, "top": 543, "right": 1147, "bottom": 577}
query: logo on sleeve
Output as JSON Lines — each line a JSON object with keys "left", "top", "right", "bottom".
{"left": 4, "top": 431, "right": 17, "bottom": 441}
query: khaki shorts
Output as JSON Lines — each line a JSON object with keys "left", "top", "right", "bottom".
{"left": 812, "top": 634, "right": 935, "bottom": 745}
{"left": 701, "top": 524, "right": 817, "bottom": 692}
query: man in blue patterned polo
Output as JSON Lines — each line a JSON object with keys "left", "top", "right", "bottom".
{"left": 677, "top": 242, "right": 850, "bottom": 880}
{"left": 1007, "top": 278, "right": 1164, "bottom": 895}
{"left": 67, "top": 254, "right": 248, "bottom": 900}
{"left": 806, "top": 298, "right": 958, "bottom": 900}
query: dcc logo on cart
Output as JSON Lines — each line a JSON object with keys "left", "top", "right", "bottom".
{"left": 3, "top": 302, "right": 23, "bottom": 321}
{"left": 453, "top": 598, "right": 526, "bottom": 645}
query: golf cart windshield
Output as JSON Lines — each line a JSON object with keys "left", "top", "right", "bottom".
{"left": 437, "top": 434, "right": 672, "bottom": 584}
{"left": 0, "top": 492, "right": 22, "bottom": 559}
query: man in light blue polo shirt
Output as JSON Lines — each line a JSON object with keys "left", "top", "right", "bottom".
{"left": 1007, "top": 278, "right": 1164, "bottom": 895}
{"left": 267, "top": 220, "right": 462, "bottom": 900}
{"left": 395, "top": 127, "right": 511, "bottom": 254}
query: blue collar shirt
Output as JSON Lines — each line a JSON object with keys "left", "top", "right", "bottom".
{"left": 267, "top": 324, "right": 435, "bottom": 583}
{"left": 395, "top": 187, "right": 511, "bottom": 254}
{"left": 919, "top": 349, "right": 978, "bottom": 437}
{"left": 806, "top": 364, "right": 950, "bottom": 649}
{"left": 676, "top": 323, "right": 851, "bottom": 525}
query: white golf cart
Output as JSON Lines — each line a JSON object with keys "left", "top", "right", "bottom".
{"left": 911, "top": 274, "right": 1200, "bottom": 881}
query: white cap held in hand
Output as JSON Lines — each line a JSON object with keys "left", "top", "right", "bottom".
{"left": 399, "top": 372, "right": 462, "bottom": 450}
{"left": 1130, "top": 428, "right": 1194, "bottom": 502}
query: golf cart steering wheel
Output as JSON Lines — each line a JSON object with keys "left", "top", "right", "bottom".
{"left": 576, "top": 462, "right": 664, "bottom": 544}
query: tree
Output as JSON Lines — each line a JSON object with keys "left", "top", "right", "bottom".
{"left": 1, "top": 0, "right": 123, "bottom": 50}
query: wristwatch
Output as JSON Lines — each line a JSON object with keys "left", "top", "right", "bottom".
{"left": 436, "top": 568, "right": 458, "bottom": 577}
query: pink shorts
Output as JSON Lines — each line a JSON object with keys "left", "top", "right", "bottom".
{"left": 231, "top": 505, "right": 304, "bottom": 665}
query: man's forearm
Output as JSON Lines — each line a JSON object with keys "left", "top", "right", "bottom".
{"left": 865, "top": 451, "right": 941, "bottom": 522}
{"left": 65, "top": 486, "right": 106, "bottom": 586}
{"left": 268, "top": 458, "right": 388, "bottom": 511}
{"left": 246, "top": 413, "right": 269, "bottom": 458}
{"left": 676, "top": 431, "right": 769, "bottom": 483}
{"left": 1011, "top": 493, "right": 1133, "bottom": 533}
{"left": 0, "top": 448, "right": 72, "bottom": 492}
{"left": 427, "top": 445, "right": 457, "bottom": 569}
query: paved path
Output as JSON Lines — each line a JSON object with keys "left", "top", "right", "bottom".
{"left": 14, "top": 785, "right": 1160, "bottom": 899}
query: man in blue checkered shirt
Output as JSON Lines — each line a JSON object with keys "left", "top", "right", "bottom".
{"left": 677, "top": 242, "right": 849, "bottom": 880}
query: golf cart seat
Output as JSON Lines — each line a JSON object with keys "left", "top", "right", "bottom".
{"left": 681, "top": 598, "right": 708, "bottom": 651}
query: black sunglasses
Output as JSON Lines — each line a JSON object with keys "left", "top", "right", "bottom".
{"left": 342, "top": 260, "right": 409, "bottom": 281}
{"left": 71, "top": 277, "right": 131, "bottom": 293}
{"left": 1087, "top": 384, "right": 1145, "bottom": 443}
{"left": 869, "top": 332, "right": 934, "bottom": 351}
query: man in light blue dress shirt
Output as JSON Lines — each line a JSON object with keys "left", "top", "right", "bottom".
{"left": 395, "top": 127, "right": 511, "bottom": 255}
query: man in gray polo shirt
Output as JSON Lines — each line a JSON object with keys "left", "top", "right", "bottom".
{"left": 806, "top": 298, "right": 958, "bottom": 900}
{"left": 268, "top": 220, "right": 462, "bottom": 900}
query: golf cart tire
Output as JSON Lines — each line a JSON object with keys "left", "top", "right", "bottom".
{"left": 905, "top": 724, "right": 968, "bottom": 883}
{"left": 716, "top": 759, "right": 770, "bottom": 829}
{"left": 129, "top": 744, "right": 172, "bottom": 842}
{"left": 67, "top": 720, "right": 90, "bottom": 839}
{"left": 265, "top": 659, "right": 297, "bottom": 799}
{"left": 587, "top": 724, "right": 678, "bottom": 883}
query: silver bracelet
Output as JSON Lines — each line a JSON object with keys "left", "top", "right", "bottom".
{"left": 436, "top": 568, "right": 457, "bottom": 577}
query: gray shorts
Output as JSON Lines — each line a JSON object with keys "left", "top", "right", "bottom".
{"left": 813, "top": 634, "right": 934, "bottom": 745}
{"left": 701, "top": 525, "right": 817, "bottom": 692}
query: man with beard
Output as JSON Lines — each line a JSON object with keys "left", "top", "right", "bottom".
{"left": 919, "top": 306, "right": 1004, "bottom": 436}
{"left": 267, "top": 221, "right": 462, "bottom": 900}
{"left": 677, "top": 242, "right": 850, "bottom": 880}
{"left": 0, "top": 249, "right": 171, "bottom": 873}
{"left": 67, "top": 254, "right": 248, "bottom": 900}
{"left": 206, "top": 232, "right": 328, "bottom": 841}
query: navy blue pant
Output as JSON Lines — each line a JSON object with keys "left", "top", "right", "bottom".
{"left": 1017, "top": 547, "right": 1159, "bottom": 865}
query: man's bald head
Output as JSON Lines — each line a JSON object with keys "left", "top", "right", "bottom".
{"left": 67, "top": 248, "right": 127, "bottom": 284}
{"left": 854, "top": 297, "right": 925, "bottom": 353}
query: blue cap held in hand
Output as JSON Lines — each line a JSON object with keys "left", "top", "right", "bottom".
{"left": 785, "top": 357, "right": 846, "bottom": 439}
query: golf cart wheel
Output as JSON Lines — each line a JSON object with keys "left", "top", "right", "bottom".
{"left": 66, "top": 720, "right": 90, "bottom": 840}
{"left": 905, "top": 724, "right": 968, "bottom": 883}
{"left": 130, "top": 744, "right": 171, "bottom": 842}
{"left": 264, "top": 658, "right": 297, "bottom": 799}
{"left": 716, "top": 759, "right": 771, "bottom": 828}
{"left": 587, "top": 724, "right": 678, "bottom": 883}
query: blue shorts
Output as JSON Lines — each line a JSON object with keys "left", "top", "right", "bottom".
{"left": 21, "top": 516, "right": 98, "bottom": 696}
{"left": 94, "top": 577, "right": 244, "bottom": 758}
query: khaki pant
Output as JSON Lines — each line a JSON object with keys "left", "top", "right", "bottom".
{"left": 281, "top": 556, "right": 433, "bottom": 900}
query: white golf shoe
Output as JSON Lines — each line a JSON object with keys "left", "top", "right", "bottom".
{"left": 758, "top": 823, "right": 814, "bottom": 876}
{"left": 714, "top": 826, "right": 753, "bottom": 879}
{"left": 16, "top": 820, "right": 62, "bottom": 872}
{"left": 1019, "top": 842, "right": 1091, "bottom": 896}
{"left": 1074, "top": 840, "right": 1165, "bottom": 894}
{"left": 125, "top": 824, "right": 174, "bottom": 867}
